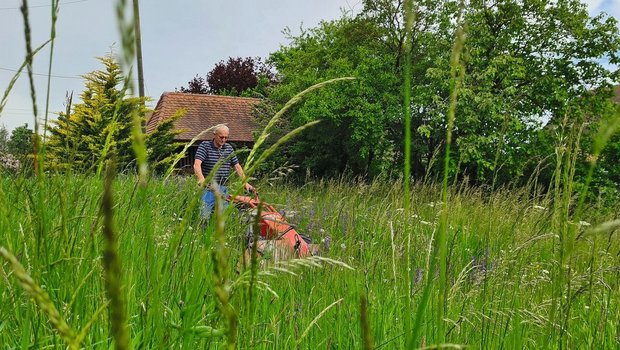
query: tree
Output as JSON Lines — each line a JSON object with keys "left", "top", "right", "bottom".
{"left": 265, "top": 16, "right": 401, "bottom": 178}
{"left": 359, "top": 0, "right": 458, "bottom": 179}
{"left": 0, "top": 124, "right": 8, "bottom": 153}
{"left": 448, "top": 0, "right": 620, "bottom": 184}
{"left": 146, "top": 109, "right": 184, "bottom": 174}
{"left": 536, "top": 89, "right": 620, "bottom": 204}
{"left": 263, "top": 0, "right": 620, "bottom": 185}
{"left": 178, "top": 57, "right": 276, "bottom": 97}
{"left": 46, "top": 53, "right": 179, "bottom": 173}
{"left": 8, "top": 124, "right": 33, "bottom": 157}
{"left": 178, "top": 75, "right": 208, "bottom": 94}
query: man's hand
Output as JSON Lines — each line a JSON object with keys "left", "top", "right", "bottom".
{"left": 244, "top": 183, "right": 254, "bottom": 193}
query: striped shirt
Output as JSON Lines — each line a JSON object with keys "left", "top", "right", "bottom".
{"left": 195, "top": 140, "right": 239, "bottom": 185}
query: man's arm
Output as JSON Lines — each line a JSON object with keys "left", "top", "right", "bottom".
{"left": 194, "top": 142, "right": 208, "bottom": 185}
{"left": 194, "top": 159, "right": 205, "bottom": 185}
{"left": 234, "top": 163, "right": 253, "bottom": 191}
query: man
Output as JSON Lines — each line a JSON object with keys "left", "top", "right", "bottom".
{"left": 193, "top": 124, "right": 253, "bottom": 219}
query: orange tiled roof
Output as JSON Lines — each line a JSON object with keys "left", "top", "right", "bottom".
{"left": 146, "top": 92, "right": 261, "bottom": 142}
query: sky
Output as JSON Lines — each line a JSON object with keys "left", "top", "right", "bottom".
{"left": 0, "top": 0, "right": 618, "bottom": 133}
{"left": 0, "top": 0, "right": 361, "bottom": 132}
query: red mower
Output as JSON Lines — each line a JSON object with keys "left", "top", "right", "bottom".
{"left": 229, "top": 192, "right": 326, "bottom": 264}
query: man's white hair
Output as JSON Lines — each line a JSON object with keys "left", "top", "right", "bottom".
{"left": 212, "top": 124, "right": 229, "bottom": 135}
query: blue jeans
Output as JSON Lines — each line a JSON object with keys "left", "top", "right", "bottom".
{"left": 201, "top": 184, "right": 229, "bottom": 219}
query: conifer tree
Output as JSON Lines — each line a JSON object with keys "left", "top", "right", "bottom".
{"left": 47, "top": 54, "right": 180, "bottom": 173}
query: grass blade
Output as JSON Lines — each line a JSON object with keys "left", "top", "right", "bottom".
{"left": 0, "top": 247, "right": 79, "bottom": 349}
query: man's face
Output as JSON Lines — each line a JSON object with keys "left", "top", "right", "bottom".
{"left": 214, "top": 130, "right": 229, "bottom": 148}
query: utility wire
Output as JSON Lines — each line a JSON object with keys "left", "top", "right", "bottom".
{"left": 0, "top": 0, "right": 89, "bottom": 10}
{"left": 0, "top": 67, "right": 140, "bottom": 82}
{"left": 0, "top": 67, "right": 81, "bottom": 79}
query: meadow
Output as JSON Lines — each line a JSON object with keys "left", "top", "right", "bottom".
{"left": 2, "top": 0, "right": 620, "bottom": 348}
{"left": 1, "top": 174, "right": 618, "bottom": 349}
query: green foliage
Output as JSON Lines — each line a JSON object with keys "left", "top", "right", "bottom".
{"left": 265, "top": 16, "right": 401, "bottom": 178}
{"left": 533, "top": 86, "right": 620, "bottom": 202}
{"left": 46, "top": 54, "right": 177, "bottom": 174}
{"left": 46, "top": 54, "right": 144, "bottom": 172}
{"left": 0, "top": 124, "right": 9, "bottom": 153}
{"left": 577, "top": 102, "right": 620, "bottom": 205}
{"left": 0, "top": 124, "right": 33, "bottom": 176}
{"left": 4, "top": 1, "right": 620, "bottom": 348}
{"left": 452, "top": 0, "right": 620, "bottom": 184}
{"left": 146, "top": 109, "right": 184, "bottom": 174}
{"left": 263, "top": 0, "right": 620, "bottom": 188}
{"left": 600, "top": 132, "right": 620, "bottom": 188}
{"left": 8, "top": 123, "right": 34, "bottom": 157}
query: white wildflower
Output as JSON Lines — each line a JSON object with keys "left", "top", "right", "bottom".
{"left": 579, "top": 221, "right": 591, "bottom": 226}
{"left": 340, "top": 243, "right": 346, "bottom": 249}
{"left": 0, "top": 153, "right": 21, "bottom": 171}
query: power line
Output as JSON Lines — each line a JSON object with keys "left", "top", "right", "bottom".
{"left": 0, "top": 0, "right": 89, "bottom": 11}
{"left": 0, "top": 67, "right": 142, "bottom": 83}
{"left": 1, "top": 111, "right": 35, "bottom": 115}
{"left": 0, "top": 67, "right": 82, "bottom": 80}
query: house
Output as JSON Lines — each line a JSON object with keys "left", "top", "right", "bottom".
{"left": 146, "top": 92, "right": 261, "bottom": 171}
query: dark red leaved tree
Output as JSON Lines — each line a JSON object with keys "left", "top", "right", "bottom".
{"left": 177, "top": 57, "right": 276, "bottom": 96}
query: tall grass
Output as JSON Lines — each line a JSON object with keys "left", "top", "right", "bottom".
{"left": 402, "top": 0, "right": 415, "bottom": 346}
{"left": 1, "top": 176, "right": 618, "bottom": 348}
{"left": 1, "top": 0, "right": 619, "bottom": 349}
{"left": 409, "top": 2, "right": 467, "bottom": 347}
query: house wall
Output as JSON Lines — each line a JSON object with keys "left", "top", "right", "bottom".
{"left": 174, "top": 144, "right": 198, "bottom": 174}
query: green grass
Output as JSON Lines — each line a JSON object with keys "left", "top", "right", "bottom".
{"left": 1, "top": 174, "right": 618, "bottom": 348}
{"left": 2, "top": 1, "right": 619, "bottom": 348}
